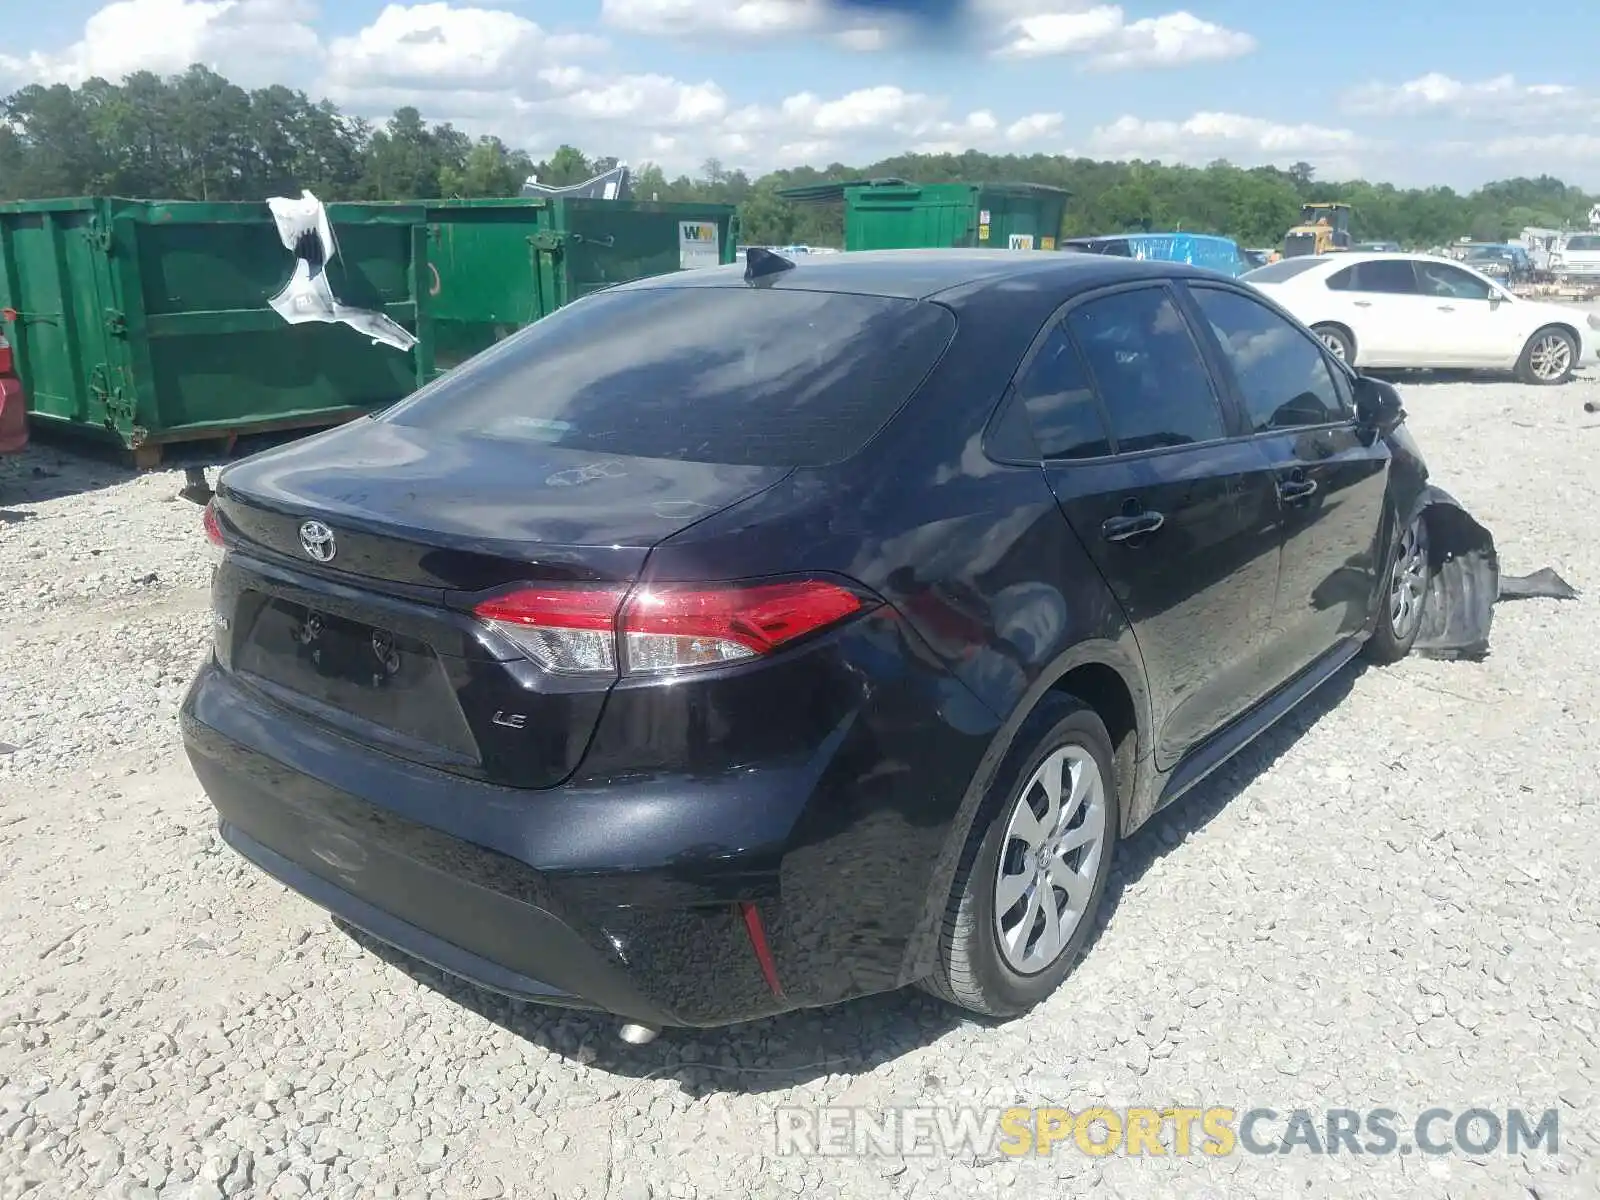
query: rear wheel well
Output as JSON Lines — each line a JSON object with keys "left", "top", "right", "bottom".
{"left": 1051, "top": 664, "right": 1138, "bottom": 823}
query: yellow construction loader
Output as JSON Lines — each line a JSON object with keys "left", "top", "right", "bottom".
{"left": 1282, "top": 202, "right": 1353, "bottom": 258}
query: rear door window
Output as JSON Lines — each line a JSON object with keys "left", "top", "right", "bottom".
{"left": 383, "top": 287, "right": 956, "bottom": 467}
{"left": 1329, "top": 260, "right": 1420, "bottom": 294}
{"left": 1065, "top": 287, "right": 1228, "bottom": 453}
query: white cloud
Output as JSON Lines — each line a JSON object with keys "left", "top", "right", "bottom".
{"left": 996, "top": 5, "right": 1255, "bottom": 68}
{"left": 1006, "top": 112, "right": 1065, "bottom": 142}
{"left": 0, "top": 0, "right": 320, "bottom": 88}
{"left": 678, "top": 85, "right": 1065, "bottom": 167}
{"left": 322, "top": 3, "right": 605, "bottom": 95}
{"left": 600, "top": 0, "right": 824, "bottom": 38}
{"left": 525, "top": 70, "right": 729, "bottom": 129}
{"left": 1342, "top": 72, "right": 1598, "bottom": 125}
{"left": 1086, "top": 111, "right": 1362, "bottom": 172}
{"left": 602, "top": 0, "right": 1254, "bottom": 65}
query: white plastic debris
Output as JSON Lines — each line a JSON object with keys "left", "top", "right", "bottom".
{"left": 265, "top": 189, "right": 419, "bottom": 353}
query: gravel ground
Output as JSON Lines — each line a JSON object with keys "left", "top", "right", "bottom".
{"left": 2, "top": 370, "right": 1599, "bottom": 1200}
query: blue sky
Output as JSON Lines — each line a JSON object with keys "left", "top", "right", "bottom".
{"left": 4, "top": 0, "right": 1598, "bottom": 187}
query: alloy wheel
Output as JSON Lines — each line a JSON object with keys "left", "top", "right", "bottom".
{"left": 1528, "top": 333, "right": 1573, "bottom": 382}
{"left": 993, "top": 745, "right": 1108, "bottom": 975}
{"left": 1319, "top": 331, "right": 1348, "bottom": 361}
{"left": 1389, "top": 516, "right": 1430, "bottom": 642}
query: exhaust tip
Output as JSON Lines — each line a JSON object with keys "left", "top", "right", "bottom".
{"left": 618, "top": 1022, "right": 660, "bottom": 1045}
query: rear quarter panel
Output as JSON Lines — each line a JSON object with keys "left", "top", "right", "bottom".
{"left": 646, "top": 279, "right": 1155, "bottom": 986}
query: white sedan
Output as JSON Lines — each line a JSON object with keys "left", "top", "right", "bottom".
{"left": 1243, "top": 251, "right": 1598, "bottom": 385}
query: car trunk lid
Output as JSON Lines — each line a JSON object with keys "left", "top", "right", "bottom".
{"left": 208, "top": 418, "right": 789, "bottom": 789}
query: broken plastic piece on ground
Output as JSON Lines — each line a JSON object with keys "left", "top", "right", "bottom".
{"left": 1498, "top": 567, "right": 1580, "bottom": 601}
{"left": 1410, "top": 487, "right": 1497, "bottom": 661}
{"left": 263, "top": 190, "right": 418, "bottom": 353}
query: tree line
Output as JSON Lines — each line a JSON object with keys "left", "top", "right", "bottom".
{"left": 2, "top": 64, "right": 1594, "bottom": 250}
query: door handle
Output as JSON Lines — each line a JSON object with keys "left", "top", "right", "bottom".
{"left": 1437, "top": 305, "right": 1455, "bottom": 312}
{"left": 1277, "top": 478, "right": 1318, "bottom": 503}
{"left": 1101, "top": 511, "right": 1165, "bottom": 542}
{"left": 1352, "top": 300, "right": 1372, "bottom": 308}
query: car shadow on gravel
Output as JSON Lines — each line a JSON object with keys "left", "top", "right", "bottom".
{"left": 331, "top": 659, "right": 1368, "bottom": 1094}
{"left": 1087, "top": 657, "right": 1366, "bottom": 961}
{"left": 0, "top": 441, "right": 140, "bottom": 507}
{"left": 337, "top": 918, "right": 968, "bottom": 1094}
{"left": 0, "top": 426, "right": 325, "bottom": 510}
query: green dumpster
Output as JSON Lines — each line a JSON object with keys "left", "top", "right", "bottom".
{"left": 778, "top": 178, "right": 1069, "bottom": 252}
{"left": 0, "top": 196, "right": 433, "bottom": 464}
{"left": 418, "top": 197, "right": 740, "bottom": 371}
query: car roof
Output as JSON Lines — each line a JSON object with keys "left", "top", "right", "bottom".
{"left": 609, "top": 247, "right": 1215, "bottom": 303}
{"left": 1287, "top": 251, "right": 1488, "bottom": 272}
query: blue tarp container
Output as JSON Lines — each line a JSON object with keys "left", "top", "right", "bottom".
{"left": 1063, "top": 232, "right": 1251, "bottom": 277}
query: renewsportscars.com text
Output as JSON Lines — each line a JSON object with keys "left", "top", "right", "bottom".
{"left": 773, "top": 1105, "right": 1560, "bottom": 1159}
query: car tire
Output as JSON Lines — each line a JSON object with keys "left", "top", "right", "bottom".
{"left": 1312, "top": 323, "right": 1355, "bottom": 364}
{"left": 920, "top": 700, "right": 1119, "bottom": 1018}
{"left": 1365, "top": 509, "right": 1430, "bottom": 664}
{"left": 1516, "top": 326, "right": 1577, "bottom": 386}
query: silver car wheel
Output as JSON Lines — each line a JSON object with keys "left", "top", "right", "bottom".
{"left": 1528, "top": 333, "right": 1573, "bottom": 382}
{"left": 1390, "top": 515, "right": 1430, "bottom": 642}
{"left": 993, "top": 745, "right": 1107, "bottom": 975}
{"left": 1320, "top": 331, "right": 1348, "bottom": 360}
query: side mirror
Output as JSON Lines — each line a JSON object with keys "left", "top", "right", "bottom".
{"left": 1354, "top": 375, "right": 1405, "bottom": 438}
{"left": 1488, "top": 292, "right": 1505, "bottom": 308}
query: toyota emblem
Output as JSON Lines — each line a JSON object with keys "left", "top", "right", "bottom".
{"left": 298, "top": 520, "right": 337, "bottom": 563}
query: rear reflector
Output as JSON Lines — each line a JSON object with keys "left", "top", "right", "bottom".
{"left": 201, "top": 502, "right": 226, "bottom": 572}
{"left": 739, "top": 900, "right": 784, "bottom": 998}
{"left": 472, "top": 578, "right": 866, "bottom": 677}
{"left": 202, "top": 502, "right": 224, "bottom": 547}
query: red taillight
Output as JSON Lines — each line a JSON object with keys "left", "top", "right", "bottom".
{"left": 0, "top": 336, "right": 12, "bottom": 376}
{"left": 472, "top": 578, "right": 866, "bottom": 677}
{"left": 202, "top": 501, "right": 224, "bottom": 547}
{"left": 474, "top": 585, "right": 626, "bottom": 674}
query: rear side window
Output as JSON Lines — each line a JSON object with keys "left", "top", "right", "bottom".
{"left": 1014, "top": 323, "right": 1112, "bottom": 460}
{"left": 1190, "top": 287, "right": 1349, "bottom": 431}
{"left": 1066, "top": 287, "right": 1227, "bottom": 453}
{"left": 1069, "top": 239, "right": 1133, "bottom": 257}
{"left": 1243, "top": 258, "right": 1324, "bottom": 283}
{"left": 383, "top": 287, "right": 956, "bottom": 467}
{"left": 1565, "top": 235, "right": 1600, "bottom": 251}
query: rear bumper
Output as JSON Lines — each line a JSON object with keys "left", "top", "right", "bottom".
{"left": 183, "top": 662, "right": 795, "bottom": 1026}
{"left": 218, "top": 820, "right": 662, "bottom": 1020}
{"left": 182, "top": 634, "right": 991, "bottom": 1025}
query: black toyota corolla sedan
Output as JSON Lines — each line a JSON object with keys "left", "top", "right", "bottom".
{"left": 183, "top": 248, "right": 1457, "bottom": 1035}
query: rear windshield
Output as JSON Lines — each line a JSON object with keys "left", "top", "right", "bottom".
{"left": 1242, "top": 258, "right": 1325, "bottom": 283}
{"left": 383, "top": 287, "right": 956, "bottom": 467}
